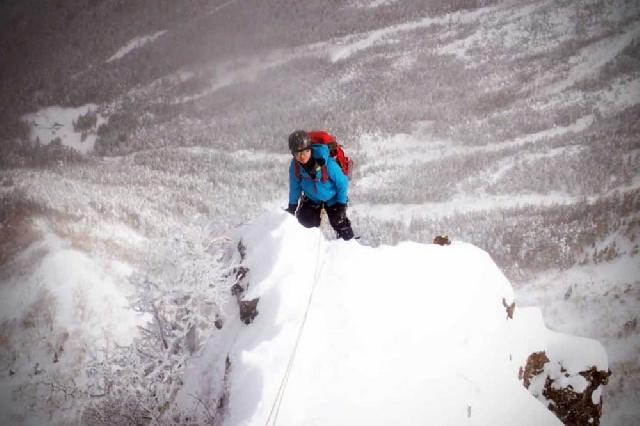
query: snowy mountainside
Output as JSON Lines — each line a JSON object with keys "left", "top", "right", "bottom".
{"left": 180, "top": 212, "right": 607, "bottom": 425}
{"left": 1, "top": 0, "right": 639, "bottom": 424}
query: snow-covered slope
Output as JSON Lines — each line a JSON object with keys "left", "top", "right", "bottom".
{"left": 0, "top": 220, "right": 148, "bottom": 424}
{"left": 177, "top": 212, "right": 607, "bottom": 425}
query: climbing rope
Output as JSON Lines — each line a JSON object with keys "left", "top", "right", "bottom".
{"left": 265, "top": 231, "right": 327, "bottom": 426}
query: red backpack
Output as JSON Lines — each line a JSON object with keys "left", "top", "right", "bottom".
{"left": 293, "top": 131, "right": 353, "bottom": 183}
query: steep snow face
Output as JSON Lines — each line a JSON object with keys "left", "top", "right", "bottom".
{"left": 220, "top": 212, "right": 607, "bottom": 425}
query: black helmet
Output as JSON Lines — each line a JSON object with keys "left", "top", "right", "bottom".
{"left": 288, "top": 130, "right": 311, "bottom": 153}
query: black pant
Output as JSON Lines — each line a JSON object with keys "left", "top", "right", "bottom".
{"left": 296, "top": 197, "right": 354, "bottom": 240}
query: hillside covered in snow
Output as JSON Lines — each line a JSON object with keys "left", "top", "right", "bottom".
{"left": 0, "top": 212, "right": 611, "bottom": 425}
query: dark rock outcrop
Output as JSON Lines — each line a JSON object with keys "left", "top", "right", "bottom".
{"left": 229, "top": 239, "right": 259, "bottom": 325}
{"left": 502, "top": 298, "right": 516, "bottom": 319}
{"left": 239, "top": 299, "right": 259, "bottom": 325}
{"left": 433, "top": 235, "right": 451, "bottom": 246}
{"left": 520, "top": 351, "right": 611, "bottom": 425}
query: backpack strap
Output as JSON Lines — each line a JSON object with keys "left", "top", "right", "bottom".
{"left": 294, "top": 161, "right": 301, "bottom": 181}
{"left": 293, "top": 160, "right": 330, "bottom": 183}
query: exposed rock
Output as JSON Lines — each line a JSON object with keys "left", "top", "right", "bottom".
{"left": 214, "top": 316, "right": 224, "bottom": 330}
{"left": 433, "top": 235, "right": 451, "bottom": 246}
{"left": 563, "top": 284, "right": 572, "bottom": 300}
{"left": 502, "top": 298, "right": 516, "bottom": 319}
{"left": 217, "top": 356, "right": 232, "bottom": 415}
{"left": 230, "top": 266, "right": 249, "bottom": 296}
{"left": 520, "top": 351, "right": 611, "bottom": 425}
{"left": 519, "top": 351, "right": 550, "bottom": 388}
{"left": 231, "top": 283, "right": 244, "bottom": 297}
{"left": 234, "top": 266, "right": 249, "bottom": 282}
{"left": 239, "top": 298, "right": 259, "bottom": 324}
{"left": 228, "top": 242, "right": 257, "bottom": 325}
{"left": 543, "top": 367, "right": 611, "bottom": 426}
{"left": 237, "top": 240, "right": 247, "bottom": 262}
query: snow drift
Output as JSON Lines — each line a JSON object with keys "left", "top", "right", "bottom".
{"left": 181, "top": 212, "right": 609, "bottom": 425}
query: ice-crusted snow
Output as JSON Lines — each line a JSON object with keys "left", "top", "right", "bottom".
{"left": 184, "top": 211, "right": 608, "bottom": 425}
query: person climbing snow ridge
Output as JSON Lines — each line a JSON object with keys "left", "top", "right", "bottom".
{"left": 286, "top": 130, "right": 354, "bottom": 241}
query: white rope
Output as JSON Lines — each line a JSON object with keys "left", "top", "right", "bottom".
{"left": 204, "top": 235, "right": 231, "bottom": 252}
{"left": 265, "top": 232, "right": 327, "bottom": 426}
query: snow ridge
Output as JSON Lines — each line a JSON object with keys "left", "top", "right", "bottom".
{"left": 203, "top": 212, "right": 608, "bottom": 425}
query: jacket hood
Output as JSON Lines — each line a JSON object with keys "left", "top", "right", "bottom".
{"left": 311, "top": 144, "right": 330, "bottom": 162}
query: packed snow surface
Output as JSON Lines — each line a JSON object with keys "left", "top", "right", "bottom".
{"left": 218, "top": 212, "right": 607, "bottom": 425}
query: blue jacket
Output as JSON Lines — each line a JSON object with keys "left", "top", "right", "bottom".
{"left": 289, "top": 144, "right": 349, "bottom": 206}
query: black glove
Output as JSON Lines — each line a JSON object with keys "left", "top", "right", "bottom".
{"left": 285, "top": 203, "right": 298, "bottom": 215}
{"left": 337, "top": 225, "right": 354, "bottom": 241}
{"left": 327, "top": 203, "right": 347, "bottom": 221}
{"left": 326, "top": 203, "right": 354, "bottom": 240}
